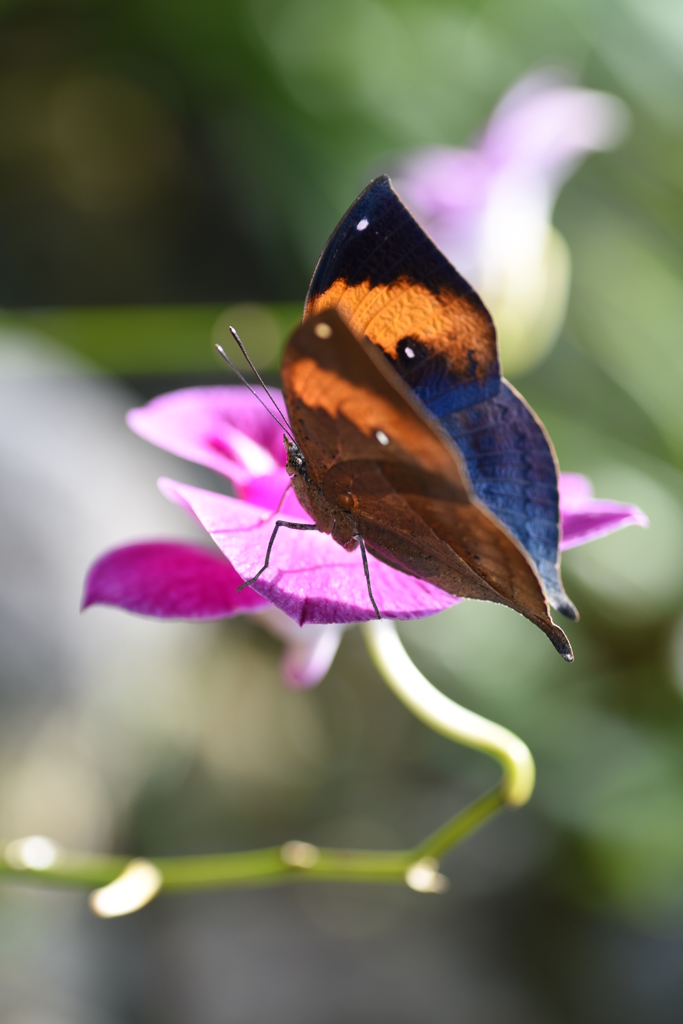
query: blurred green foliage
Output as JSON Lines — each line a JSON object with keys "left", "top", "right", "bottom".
{"left": 0, "top": 0, "right": 680, "bottom": 312}
{"left": 2, "top": 0, "right": 683, "bottom": 1011}
{"left": 0, "top": 302, "right": 300, "bottom": 371}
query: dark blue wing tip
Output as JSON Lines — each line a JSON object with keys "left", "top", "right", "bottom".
{"left": 354, "top": 174, "right": 393, "bottom": 200}
{"left": 558, "top": 636, "right": 574, "bottom": 662}
{"left": 308, "top": 172, "right": 490, "bottom": 308}
{"left": 555, "top": 595, "right": 579, "bottom": 621}
{"left": 333, "top": 174, "right": 395, "bottom": 225}
{"left": 333, "top": 175, "right": 397, "bottom": 235}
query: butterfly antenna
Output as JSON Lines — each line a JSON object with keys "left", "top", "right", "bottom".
{"left": 228, "top": 325, "right": 290, "bottom": 427}
{"left": 214, "top": 344, "right": 295, "bottom": 442}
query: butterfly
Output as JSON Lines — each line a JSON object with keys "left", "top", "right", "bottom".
{"left": 243, "top": 175, "right": 576, "bottom": 661}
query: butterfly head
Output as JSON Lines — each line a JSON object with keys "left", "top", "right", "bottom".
{"left": 284, "top": 435, "right": 310, "bottom": 483}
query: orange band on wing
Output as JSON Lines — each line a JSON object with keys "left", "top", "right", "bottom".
{"left": 307, "top": 276, "right": 496, "bottom": 385}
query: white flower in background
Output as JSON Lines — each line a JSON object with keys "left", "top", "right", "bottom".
{"left": 394, "top": 70, "right": 629, "bottom": 375}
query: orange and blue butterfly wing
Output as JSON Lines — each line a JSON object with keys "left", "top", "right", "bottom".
{"left": 305, "top": 175, "right": 500, "bottom": 415}
{"left": 304, "top": 175, "right": 576, "bottom": 620}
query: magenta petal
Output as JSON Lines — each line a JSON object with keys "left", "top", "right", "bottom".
{"left": 255, "top": 608, "right": 345, "bottom": 689}
{"left": 240, "top": 468, "right": 311, "bottom": 518}
{"left": 559, "top": 473, "right": 649, "bottom": 551}
{"left": 280, "top": 625, "right": 345, "bottom": 689}
{"left": 83, "top": 541, "right": 269, "bottom": 619}
{"left": 127, "top": 386, "right": 288, "bottom": 487}
{"left": 159, "top": 479, "right": 459, "bottom": 626}
{"left": 558, "top": 472, "right": 594, "bottom": 504}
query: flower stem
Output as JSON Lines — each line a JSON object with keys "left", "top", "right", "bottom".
{"left": 0, "top": 620, "right": 535, "bottom": 914}
{"left": 361, "top": 620, "right": 535, "bottom": 807}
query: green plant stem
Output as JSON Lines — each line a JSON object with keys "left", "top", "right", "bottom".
{"left": 0, "top": 620, "right": 535, "bottom": 907}
{"left": 0, "top": 852, "right": 129, "bottom": 890}
{"left": 361, "top": 621, "right": 535, "bottom": 806}
{"left": 0, "top": 847, "right": 412, "bottom": 891}
{"left": 411, "top": 788, "right": 504, "bottom": 863}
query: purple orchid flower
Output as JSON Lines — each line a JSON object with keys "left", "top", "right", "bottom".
{"left": 393, "top": 70, "right": 629, "bottom": 375}
{"left": 84, "top": 385, "right": 647, "bottom": 686}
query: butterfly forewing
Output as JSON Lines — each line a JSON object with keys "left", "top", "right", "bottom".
{"left": 305, "top": 176, "right": 500, "bottom": 417}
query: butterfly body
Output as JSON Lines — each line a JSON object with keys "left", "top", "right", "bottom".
{"left": 277, "top": 175, "right": 576, "bottom": 661}
{"left": 284, "top": 435, "right": 360, "bottom": 551}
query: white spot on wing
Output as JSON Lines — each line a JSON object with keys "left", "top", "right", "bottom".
{"left": 404, "top": 346, "right": 415, "bottom": 359}
{"left": 375, "top": 430, "right": 390, "bottom": 446}
{"left": 356, "top": 218, "right": 369, "bottom": 231}
{"left": 314, "top": 322, "right": 332, "bottom": 339}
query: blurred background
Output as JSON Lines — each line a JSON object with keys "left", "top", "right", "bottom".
{"left": 1, "top": 0, "right": 683, "bottom": 1021}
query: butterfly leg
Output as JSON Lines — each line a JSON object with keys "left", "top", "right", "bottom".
{"left": 272, "top": 480, "right": 294, "bottom": 516}
{"left": 354, "top": 534, "right": 381, "bottom": 620}
{"left": 237, "top": 520, "right": 318, "bottom": 591}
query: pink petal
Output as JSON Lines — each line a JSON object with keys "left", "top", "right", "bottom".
{"left": 559, "top": 473, "right": 649, "bottom": 551}
{"left": 558, "top": 472, "right": 594, "bottom": 504}
{"left": 159, "top": 479, "right": 459, "bottom": 626}
{"left": 279, "top": 627, "right": 345, "bottom": 689}
{"left": 255, "top": 608, "right": 345, "bottom": 689}
{"left": 82, "top": 541, "right": 269, "bottom": 619}
{"left": 127, "top": 386, "right": 288, "bottom": 488}
{"left": 396, "top": 147, "right": 489, "bottom": 219}
{"left": 483, "top": 70, "right": 628, "bottom": 185}
{"left": 394, "top": 72, "right": 626, "bottom": 270}
{"left": 240, "top": 468, "right": 310, "bottom": 518}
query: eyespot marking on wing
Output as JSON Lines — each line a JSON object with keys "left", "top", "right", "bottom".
{"left": 304, "top": 177, "right": 499, "bottom": 411}
{"left": 375, "top": 430, "right": 390, "bottom": 446}
{"left": 309, "top": 278, "right": 495, "bottom": 381}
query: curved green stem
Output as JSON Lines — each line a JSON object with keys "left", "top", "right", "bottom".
{"left": 0, "top": 619, "right": 535, "bottom": 915}
{"left": 361, "top": 620, "right": 535, "bottom": 807}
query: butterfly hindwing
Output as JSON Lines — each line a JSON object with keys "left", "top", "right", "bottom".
{"left": 442, "top": 381, "right": 576, "bottom": 619}
{"left": 282, "top": 311, "right": 572, "bottom": 659}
